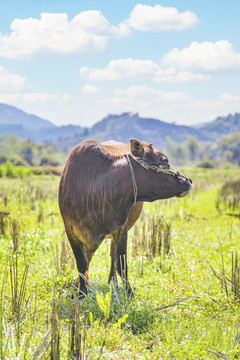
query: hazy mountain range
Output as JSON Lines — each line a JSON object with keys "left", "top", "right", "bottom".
{"left": 0, "top": 103, "right": 240, "bottom": 150}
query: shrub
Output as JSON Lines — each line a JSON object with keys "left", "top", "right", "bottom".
{"left": 5, "top": 161, "right": 15, "bottom": 178}
{"left": 1, "top": 161, "right": 32, "bottom": 178}
{"left": 197, "top": 159, "right": 217, "bottom": 168}
{"left": 0, "top": 154, "right": 8, "bottom": 164}
{"left": 10, "top": 156, "right": 29, "bottom": 167}
{"left": 40, "top": 155, "right": 61, "bottom": 167}
{"left": 32, "top": 166, "right": 62, "bottom": 176}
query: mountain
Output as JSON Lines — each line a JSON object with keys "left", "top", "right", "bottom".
{"left": 1, "top": 103, "right": 240, "bottom": 151}
{"left": 57, "top": 112, "right": 240, "bottom": 150}
{"left": 78, "top": 112, "right": 212, "bottom": 148}
{"left": 0, "top": 103, "right": 84, "bottom": 143}
{"left": 0, "top": 103, "right": 55, "bottom": 130}
{"left": 198, "top": 113, "right": 240, "bottom": 140}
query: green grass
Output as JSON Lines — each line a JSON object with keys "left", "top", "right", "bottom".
{"left": 0, "top": 168, "right": 240, "bottom": 359}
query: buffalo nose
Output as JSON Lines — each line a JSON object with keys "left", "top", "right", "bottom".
{"left": 182, "top": 176, "right": 193, "bottom": 189}
{"left": 187, "top": 179, "right": 193, "bottom": 190}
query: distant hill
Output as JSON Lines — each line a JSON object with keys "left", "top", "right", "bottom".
{"left": 0, "top": 103, "right": 84, "bottom": 143}
{"left": 57, "top": 112, "right": 212, "bottom": 150}
{"left": 0, "top": 103, "right": 55, "bottom": 130}
{"left": 58, "top": 111, "right": 240, "bottom": 151}
{"left": 198, "top": 113, "right": 240, "bottom": 140}
{"left": 1, "top": 103, "right": 240, "bottom": 151}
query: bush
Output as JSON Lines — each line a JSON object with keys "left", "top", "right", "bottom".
{"left": 0, "top": 154, "right": 8, "bottom": 164}
{"left": 32, "top": 166, "right": 62, "bottom": 176}
{"left": 197, "top": 159, "right": 217, "bottom": 168}
{"left": 222, "top": 161, "right": 235, "bottom": 169}
{"left": 6, "top": 161, "right": 15, "bottom": 178}
{"left": 1, "top": 161, "right": 32, "bottom": 178}
{"left": 40, "top": 154, "right": 62, "bottom": 166}
{"left": 16, "top": 166, "right": 32, "bottom": 178}
{"left": 10, "top": 156, "right": 29, "bottom": 167}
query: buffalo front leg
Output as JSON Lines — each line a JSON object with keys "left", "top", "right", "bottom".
{"left": 116, "top": 225, "right": 133, "bottom": 296}
{"left": 84, "top": 245, "right": 93, "bottom": 283}
{"left": 108, "top": 225, "right": 133, "bottom": 296}
{"left": 108, "top": 231, "right": 119, "bottom": 285}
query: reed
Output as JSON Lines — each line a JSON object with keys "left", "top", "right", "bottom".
{"left": 132, "top": 215, "right": 171, "bottom": 260}
{"left": 10, "top": 219, "right": 20, "bottom": 252}
{"left": 0, "top": 210, "right": 9, "bottom": 235}
{"left": 50, "top": 292, "right": 60, "bottom": 360}
{"left": 208, "top": 253, "right": 240, "bottom": 304}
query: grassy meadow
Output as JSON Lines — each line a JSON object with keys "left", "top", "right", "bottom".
{"left": 0, "top": 166, "right": 240, "bottom": 359}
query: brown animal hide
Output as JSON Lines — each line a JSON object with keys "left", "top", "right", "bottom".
{"left": 58, "top": 139, "right": 192, "bottom": 295}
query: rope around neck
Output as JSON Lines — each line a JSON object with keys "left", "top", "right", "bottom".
{"left": 124, "top": 153, "right": 138, "bottom": 204}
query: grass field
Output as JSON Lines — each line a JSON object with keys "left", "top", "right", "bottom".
{"left": 0, "top": 167, "right": 240, "bottom": 359}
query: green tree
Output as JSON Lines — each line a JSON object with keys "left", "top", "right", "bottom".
{"left": 186, "top": 137, "right": 200, "bottom": 162}
{"left": 21, "top": 146, "right": 33, "bottom": 165}
{"left": 216, "top": 133, "right": 240, "bottom": 165}
{"left": 166, "top": 137, "right": 187, "bottom": 166}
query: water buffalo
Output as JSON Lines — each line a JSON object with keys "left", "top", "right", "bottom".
{"left": 58, "top": 139, "right": 192, "bottom": 295}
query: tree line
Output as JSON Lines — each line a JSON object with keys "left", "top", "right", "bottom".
{"left": 164, "top": 133, "right": 240, "bottom": 167}
{"left": 0, "top": 133, "right": 239, "bottom": 168}
{"left": 0, "top": 135, "right": 66, "bottom": 167}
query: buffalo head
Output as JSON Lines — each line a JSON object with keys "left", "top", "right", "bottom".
{"left": 127, "top": 138, "right": 193, "bottom": 202}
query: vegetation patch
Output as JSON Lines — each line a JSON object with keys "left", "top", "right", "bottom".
{"left": 0, "top": 169, "right": 240, "bottom": 358}
{"left": 216, "top": 179, "right": 240, "bottom": 216}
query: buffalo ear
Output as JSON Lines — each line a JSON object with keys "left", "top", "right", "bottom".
{"left": 130, "top": 138, "right": 144, "bottom": 157}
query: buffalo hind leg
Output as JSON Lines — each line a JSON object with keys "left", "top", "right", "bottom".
{"left": 65, "top": 226, "right": 89, "bottom": 296}
{"left": 71, "top": 241, "right": 89, "bottom": 296}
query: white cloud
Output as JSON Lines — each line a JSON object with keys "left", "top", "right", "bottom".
{"left": 0, "top": 92, "right": 71, "bottom": 104}
{"left": 80, "top": 58, "right": 209, "bottom": 83}
{"left": 80, "top": 58, "right": 158, "bottom": 81}
{"left": 114, "top": 85, "right": 191, "bottom": 103}
{"left": 0, "top": 5, "right": 200, "bottom": 59}
{"left": 221, "top": 93, "right": 240, "bottom": 102}
{"left": 22, "top": 92, "right": 71, "bottom": 104}
{"left": 82, "top": 84, "right": 100, "bottom": 94}
{"left": 0, "top": 65, "right": 26, "bottom": 92}
{"left": 115, "top": 85, "right": 158, "bottom": 98}
{"left": 162, "top": 40, "right": 240, "bottom": 71}
{"left": 0, "top": 11, "right": 130, "bottom": 58}
{"left": 154, "top": 67, "right": 210, "bottom": 82}
{"left": 162, "top": 92, "right": 191, "bottom": 103}
{"left": 127, "top": 4, "right": 199, "bottom": 31}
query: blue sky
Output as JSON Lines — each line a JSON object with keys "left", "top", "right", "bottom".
{"left": 0, "top": 0, "right": 240, "bottom": 127}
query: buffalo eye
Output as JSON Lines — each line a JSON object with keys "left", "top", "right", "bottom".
{"left": 161, "top": 157, "right": 168, "bottom": 163}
